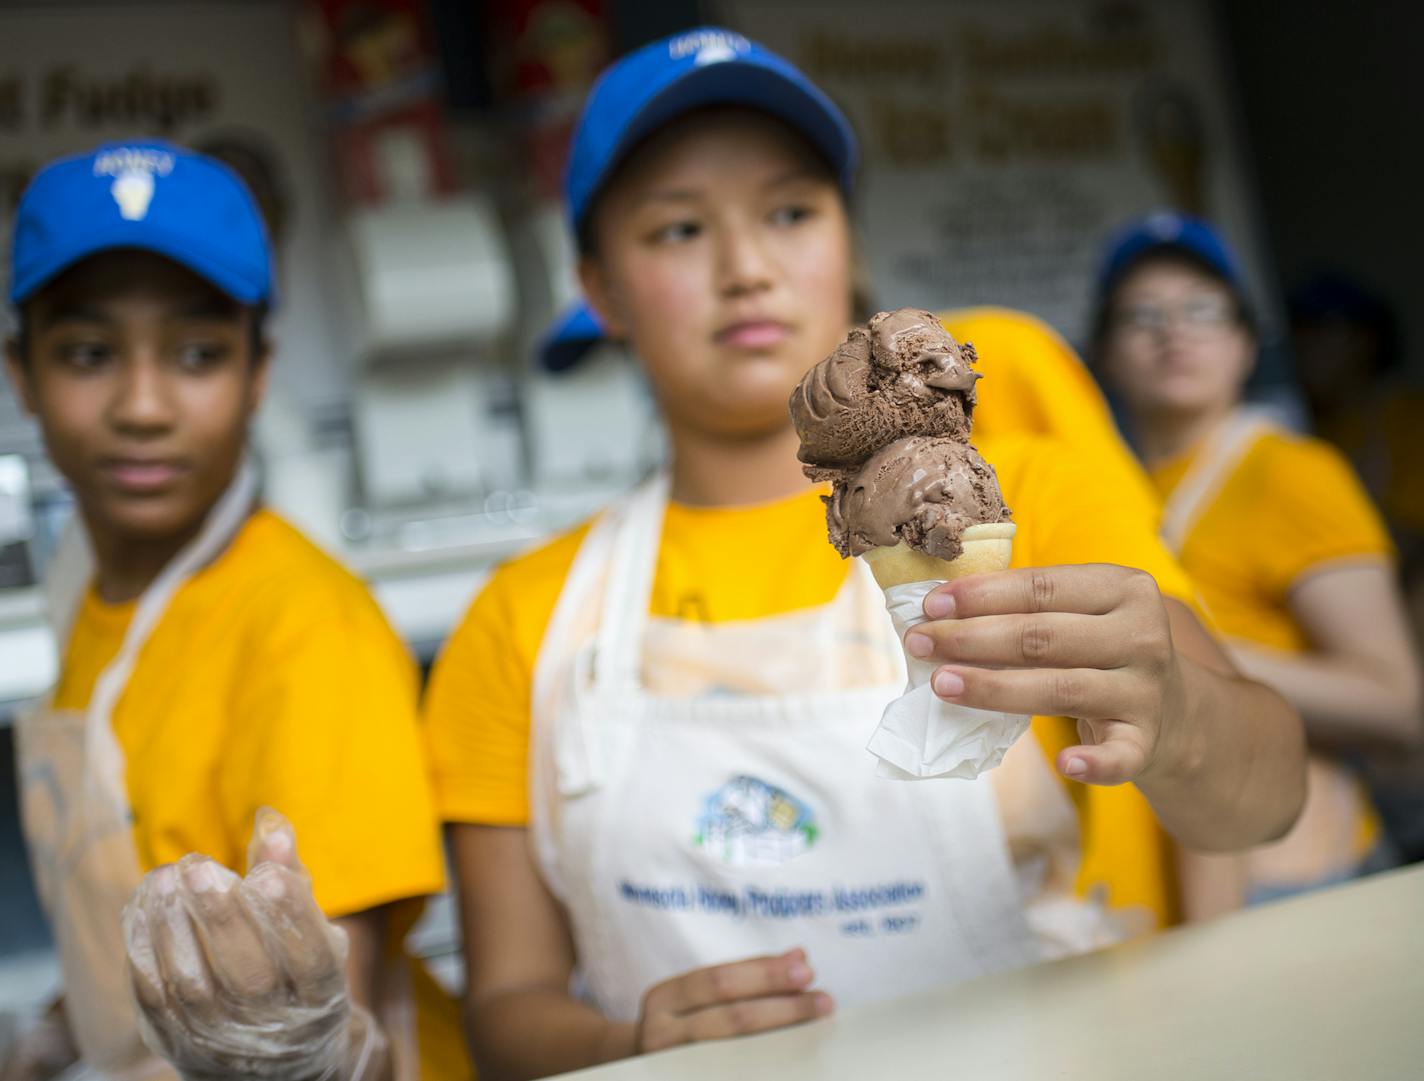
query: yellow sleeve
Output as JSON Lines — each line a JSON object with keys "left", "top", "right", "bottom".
{"left": 941, "top": 307, "right": 1112, "bottom": 444}
{"left": 993, "top": 434, "right": 1192, "bottom": 927}
{"left": 1253, "top": 435, "right": 1394, "bottom": 598}
{"left": 423, "top": 526, "right": 587, "bottom": 827}
{"left": 994, "top": 434, "right": 1197, "bottom": 606}
{"left": 221, "top": 573, "right": 445, "bottom": 918}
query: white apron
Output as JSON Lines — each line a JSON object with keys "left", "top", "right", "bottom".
{"left": 528, "top": 475, "right": 1040, "bottom": 1023}
{"left": 14, "top": 463, "right": 257, "bottom": 1079}
{"left": 1161, "top": 410, "right": 1373, "bottom": 891}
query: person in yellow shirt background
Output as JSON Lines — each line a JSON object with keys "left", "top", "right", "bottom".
{"left": 937, "top": 305, "right": 1216, "bottom": 923}
{"left": 2, "top": 142, "right": 469, "bottom": 1080}
{"left": 1090, "top": 211, "right": 1423, "bottom": 907}
{"left": 422, "top": 29, "right": 1304, "bottom": 1079}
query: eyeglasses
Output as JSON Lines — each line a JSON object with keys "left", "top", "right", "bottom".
{"left": 1110, "top": 296, "right": 1240, "bottom": 334}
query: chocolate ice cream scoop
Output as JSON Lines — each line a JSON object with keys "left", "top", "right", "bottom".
{"left": 867, "top": 307, "right": 981, "bottom": 398}
{"left": 790, "top": 309, "right": 980, "bottom": 478}
{"left": 827, "top": 435, "right": 1010, "bottom": 561}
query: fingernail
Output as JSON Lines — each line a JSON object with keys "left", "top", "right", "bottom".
{"left": 152, "top": 865, "right": 177, "bottom": 898}
{"left": 905, "top": 632, "right": 933, "bottom": 658}
{"left": 925, "top": 592, "right": 955, "bottom": 619}
{"left": 932, "top": 669, "right": 965, "bottom": 697}
{"left": 1063, "top": 757, "right": 1088, "bottom": 779}
{"left": 187, "top": 861, "right": 232, "bottom": 894}
{"left": 787, "top": 962, "right": 813, "bottom": 985}
{"left": 814, "top": 993, "right": 835, "bottom": 1015}
{"left": 266, "top": 825, "right": 293, "bottom": 853}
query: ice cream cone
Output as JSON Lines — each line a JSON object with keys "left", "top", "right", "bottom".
{"left": 861, "top": 522, "right": 1015, "bottom": 590}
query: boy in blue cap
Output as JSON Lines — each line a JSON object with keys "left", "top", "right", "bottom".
{"left": 3, "top": 143, "right": 469, "bottom": 1080}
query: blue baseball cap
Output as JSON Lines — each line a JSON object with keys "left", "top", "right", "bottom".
{"left": 542, "top": 26, "right": 858, "bottom": 372}
{"left": 10, "top": 140, "right": 274, "bottom": 307}
{"left": 1097, "top": 210, "right": 1246, "bottom": 298}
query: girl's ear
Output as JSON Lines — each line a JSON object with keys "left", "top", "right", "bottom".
{"left": 577, "top": 255, "right": 629, "bottom": 341}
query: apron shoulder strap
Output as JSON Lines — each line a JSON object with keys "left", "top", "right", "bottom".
{"left": 590, "top": 472, "right": 669, "bottom": 693}
{"left": 42, "top": 517, "right": 94, "bottom": 653}
{"left": 532, "top": 472, "right": 669, "bottom": 713}
{"left": 83, "top": 459, "right": 258, "bottom": 801}
{"left": 1161, "top": 411, "right": 1275, "bottom": 553}
{"left": 529, "top": 472, "right": 668, "bottom": 805}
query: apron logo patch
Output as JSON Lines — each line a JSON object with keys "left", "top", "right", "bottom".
{"left": 693, "top": 775, "right": 818, "bottom": 866}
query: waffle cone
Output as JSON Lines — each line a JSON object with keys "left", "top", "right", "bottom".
{"left": 861, "top": 522, "right": 1016, "bottom": 589}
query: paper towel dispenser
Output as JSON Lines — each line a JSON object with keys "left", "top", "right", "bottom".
{"left": 347, "top": 194, "right": 516, "bottom": 356}
{"left": 523, "top": 343, "right": 663, "bottom": 490}
{"left": 343, "top": 192, "right": 525, "bottom": 510}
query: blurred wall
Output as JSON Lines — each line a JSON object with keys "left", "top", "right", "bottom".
{"left": 1220, "top": 0, "right": 1424, "bottom": 377}
{"left": 721, "top": 0, "right": 1276, "bottom": 349}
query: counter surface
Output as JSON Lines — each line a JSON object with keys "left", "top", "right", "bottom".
{"left": 555, "top": 864, "right": 1424, "bottom": 1080}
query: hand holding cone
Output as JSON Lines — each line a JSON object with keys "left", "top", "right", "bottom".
{"left": 790, "top": 309, "right": 1028, "bottom": 778}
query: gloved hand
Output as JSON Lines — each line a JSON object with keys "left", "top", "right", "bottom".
{"left": 122, "top": 808, "right": 385, "bottom": 1081}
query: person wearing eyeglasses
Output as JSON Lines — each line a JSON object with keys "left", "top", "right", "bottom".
{"left": 1091, "top": 212, "right": 1422, "bottom": 910}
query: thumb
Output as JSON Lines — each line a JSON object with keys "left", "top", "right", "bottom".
{"left": 1057, "top": 724, "right": 1147, "bottom": 787}
{"left": 246, "top": 806, "right": 305, "bottom": 875}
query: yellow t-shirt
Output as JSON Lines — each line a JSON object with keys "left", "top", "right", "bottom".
{"left": 55, "top": 508, "right": 471, "bottom": 1080}
{"left": 1150, "top": 428, "right": 1392, "bottom": 867}
{"left": 425, "top": 434, "right": 1198, "bottom": 929}
{"left": 1148, "top": 430, "right": 1394, "bottom": 652}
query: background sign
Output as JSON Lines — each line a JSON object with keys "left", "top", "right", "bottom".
{"left": 0, "top": 2, "right": 346, "bottom": 461}
{"left": 719, "top": 0, "right": 1277, "bottom": 349}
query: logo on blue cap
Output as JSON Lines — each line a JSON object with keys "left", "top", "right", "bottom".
{"left": 92, "top": 146, "right": 176, "bottom": 222}
{"left": 10, "top": 140, "right": 274, "bottom": 307}
{"left": 669, "top": 27, "right": 749, "bottom": 64}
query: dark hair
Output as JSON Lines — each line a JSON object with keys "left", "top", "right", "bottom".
{"left": 191, "top": 131, "right": 290, "bottom": 251}
{"left": 1287, "top": 272, "right": 1400, "bottom": 376}
{"left": 1089, "top": 245, "right": 1257, "bottom": 363}
{"left": 11, "top": 300, "right": 270, "bottom": 367}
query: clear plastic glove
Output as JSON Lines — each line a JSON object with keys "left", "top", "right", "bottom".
{"left": 121, "top": 808, "right": 384, "bottom": 1081}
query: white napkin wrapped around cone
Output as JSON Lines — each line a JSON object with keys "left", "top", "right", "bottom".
{"left": 863, "top": 523, "right": 1030, "bottom": 779}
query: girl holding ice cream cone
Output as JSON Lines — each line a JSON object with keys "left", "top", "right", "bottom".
{"left": 419, "top": 28, "right": 1307, "bottom": 1079}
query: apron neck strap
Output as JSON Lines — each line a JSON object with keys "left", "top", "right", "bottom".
{"left": 1160, "top": 409, "right": 1273, "bottom": 553}
{"left": 592, "top": 472, "right": 670, "bottom": 693}
{"left": 84, "top": 458, "right": 259, "bottom": 793}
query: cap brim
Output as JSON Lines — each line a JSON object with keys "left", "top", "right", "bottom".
{"left": 540, "top": 302, "right": 606, "bottom": 372}
{"left": 11, "top": 220, "right": 269, "bottom": 306}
